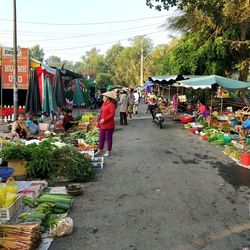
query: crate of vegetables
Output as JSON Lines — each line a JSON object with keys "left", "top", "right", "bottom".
{"left": 0, "top": 196, "right": 22, "bottom": 223}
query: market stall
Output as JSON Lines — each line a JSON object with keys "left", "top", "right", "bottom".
{"left": 174, "top": 75, "right": 250, "bottom": 168}
{"left": 0, "top": 110, "right": 104, "bottom": 249}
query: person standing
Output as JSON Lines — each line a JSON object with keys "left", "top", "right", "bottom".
{"left": 172, "top": 93, "right": 179, "bottom": 120}
{"left": 96, "top": 91, "right": 117, "bottom": 157}
{"left": 118, "top": 90, "right": 129, "bottom": 125}
{"left": 133, "top": 90, "right": 140, "bottom": 114}
{"left": 128, "top": 88, "right": 135, "bottom": 120}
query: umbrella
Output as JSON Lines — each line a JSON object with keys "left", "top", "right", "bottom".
{"left": 42, "top": 75, "right": 56, "bottom": 115}
{"left": 73, "top": 79, "right": 84, "bottom": 106}
{"left": 53, "top": 69, "right": 66, "bottom": 108}
{"left": 25, "top": 69, "right": 42, "bottom": 115}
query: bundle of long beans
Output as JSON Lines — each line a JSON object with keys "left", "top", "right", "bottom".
{"left": 0, "top": 224, "right": 41, "bottom": 250}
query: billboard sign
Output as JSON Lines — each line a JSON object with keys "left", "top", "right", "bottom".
{"left": 1, "top": 47, "right": 29, "bottom": 89}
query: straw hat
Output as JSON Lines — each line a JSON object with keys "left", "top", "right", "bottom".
{"left": 149, "top": 94, "right": 157, "bottom": 99}
{"left": 102, "top": 91, "right": 116, "bottom": 100}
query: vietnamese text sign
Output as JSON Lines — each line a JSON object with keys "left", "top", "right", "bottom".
{"left": 1, "top": 47, "right": 29, "bottom": 89}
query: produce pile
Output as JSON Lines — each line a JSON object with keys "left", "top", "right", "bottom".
{"left": 0, "top": 140, "right": 93, "bottom": 181}
{"left": 20, "top": 194, "right": 73, "bottom": 233}
{"left": 184, "top": 124, "right": 245, "bottom": 163}
{"left": 223, "top": 147, "right": 241, "bottom": 161}
{"left": 0, "top": 223, "right": 41, "bottom": 250}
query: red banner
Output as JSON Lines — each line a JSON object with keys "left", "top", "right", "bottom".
{"left": 1, "top": 47, "right": 29, "bottom": 89}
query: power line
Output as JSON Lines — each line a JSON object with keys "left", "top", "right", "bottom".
{"left": 43, "top": 31, "right": 162, "bottom": 52}
{"left": 18, "top": 23, "right": 164, "bottom": 43}
{"left": 0, "top": 14, "right": 171, "bottom": 26}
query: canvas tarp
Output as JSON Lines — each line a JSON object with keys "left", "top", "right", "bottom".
{"left": 176, "top": 75, "right": 250, "bottom": 89}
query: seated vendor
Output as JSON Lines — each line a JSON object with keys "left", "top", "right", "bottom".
{"left": 62, "top": 109, "right": 74, "bottom": 132}
{"left": 11, "top": 112, "right": 29, "bottom": 139}
{"left": 234, "top": 115, "right": 250, "bottom": 140}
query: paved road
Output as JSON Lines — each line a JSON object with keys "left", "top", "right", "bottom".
{"left": 50, "top": 109, "right": 250, "bottom": 250}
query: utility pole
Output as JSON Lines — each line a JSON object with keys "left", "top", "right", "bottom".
{"left": 140, "top": 39, "right": 144, "bottom": 86}
{"left": 13, "top": 0, "right": 18, "bottom": 120}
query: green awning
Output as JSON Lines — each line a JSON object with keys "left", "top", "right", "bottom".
{"left": 176, "top": 75, "right": 250, "bottom": 89}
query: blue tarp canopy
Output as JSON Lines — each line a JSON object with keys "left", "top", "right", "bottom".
{"left": 142, "top": 80, "right": 154, "bottom": 89}
{"left": 176, "top": 75, "right": 250, "bottom": 89}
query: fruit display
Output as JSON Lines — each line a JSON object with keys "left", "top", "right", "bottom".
{"left": 224, "top": 148, "right": 242, "bottom": 161}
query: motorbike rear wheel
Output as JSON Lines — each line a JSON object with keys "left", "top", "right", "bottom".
{"left": 159, "top": 120, "right": 163, "bottom": 129}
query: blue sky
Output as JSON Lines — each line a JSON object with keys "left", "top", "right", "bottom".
{"left": 0, "top": 0, "right": 177, "bottom": 62}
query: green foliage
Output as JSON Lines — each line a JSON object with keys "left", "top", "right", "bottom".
{"left": 0, "top": 142, "right": 29, "bottom": 161}
{"left": 96, "top": 73, "right": 113, "bottom": 89}
{"left": 45, "top": 55, "right": 61, "bottom": 68}
{"left": 50, "top": 146, "right": 93, "bottom": 182}
{"left": 29, "top": 44, "right": 44, "bottom": 62}
{"left": 26, "top": 140, "right": 56, "bottom": 179}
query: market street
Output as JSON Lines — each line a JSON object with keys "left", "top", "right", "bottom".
{"left": 50, "top": 108, "right": 250, "bottom": 250}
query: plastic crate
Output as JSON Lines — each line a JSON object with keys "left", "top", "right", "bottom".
{"left": 91, "top": 157, "right": 104, "bottom": 169}
{"left": 0, "top": 196, "right": 22, "bottom": 223}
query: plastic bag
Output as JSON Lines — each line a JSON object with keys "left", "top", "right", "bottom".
{"left": 3, "top": 192, "right": 17, "bottom": 207}
{"left": 50, "top": 217, "right": 73, "bottom": 237}
{"left": 27, "top": 121, "right": 39, "bottom": 135}
{"left": 0, "top": 185, "right": 6, "bottom": 206}
{"left": 5, "top": 180, "right": 18, "bottom": 194}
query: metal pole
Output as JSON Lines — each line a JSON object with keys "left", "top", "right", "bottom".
{"left": 1, "top": 77, "right": 3, "bottom": 124}
{"left": 13, "top": 0, "right": 18, "bottom": 120}
{"left": 140, "top": 39, "right": 143, "bottom": 86}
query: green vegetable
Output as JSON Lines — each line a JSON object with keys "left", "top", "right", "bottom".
{"left": 37, "top": 194, "right": 72, "bottom": 205}
{"left": 52, "top": 208, "right": 66, "bottom": 214}
{"left": 54, "top": 202, "right": 71, "bottom": 210}
{"left": 22, "top": 196, "right": 37, "bottom": 208}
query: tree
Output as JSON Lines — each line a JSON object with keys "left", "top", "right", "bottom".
{"left": 146, "top": 0, "right": 250, "bottom": 81}
{"left": 29, "top": 44, "right": 44, "bottom": 62}
{"left": 146, "top": 40, "right": 178, "bottom": 76}
{"left": 80, "top": 48, "right": 107, "bottom": 79}
{"left": 96, "top": 73, "right": 113, "bottom": 89}
{"left": 45, "top": 55, "right": 61, "bottom": 68}
{"left": 112, "top": 36, "right": 153, "bottom": 86}
{"left": 105, "top": 43, "right": 124, "bottom": 82}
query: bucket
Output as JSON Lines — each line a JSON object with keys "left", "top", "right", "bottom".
{"left": 241, "top": 152, "right": 250, "bottom": 166}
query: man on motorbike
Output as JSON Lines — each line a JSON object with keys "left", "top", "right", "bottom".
{"left": 147, "top": 94, "right": 158, "bottom": 120}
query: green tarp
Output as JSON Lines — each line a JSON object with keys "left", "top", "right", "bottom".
{"left": 177, "top": 75, "right": 250, "bottom": 89}
{"left": 73, "top": 79, "right": 84, "bottom": 106}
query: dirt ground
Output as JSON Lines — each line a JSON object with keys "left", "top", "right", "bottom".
{"left": 50, "top": 107, "right": 250, "bottom": 250}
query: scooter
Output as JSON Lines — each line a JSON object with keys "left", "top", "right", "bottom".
{"left": 153, "top": 107, "right": 165, "bottom": 129}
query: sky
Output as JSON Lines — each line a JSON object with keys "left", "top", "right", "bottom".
{"left": 0, "top": 0, "right": 178, "bottom": 63}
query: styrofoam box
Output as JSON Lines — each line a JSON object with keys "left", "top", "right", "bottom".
{"left": 0, "top": 196, "right": 22, "bottom": 223}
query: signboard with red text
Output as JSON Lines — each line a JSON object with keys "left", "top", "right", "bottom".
{"left": 1, "top": 47, "right": 29, "bottom": 89}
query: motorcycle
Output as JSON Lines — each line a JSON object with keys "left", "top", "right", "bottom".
{"left": 153, "top": 107, "right": 165, "bottom": 129}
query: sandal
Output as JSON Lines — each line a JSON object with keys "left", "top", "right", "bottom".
{"left": 94, "top": 151, "right": 101, "bottom": 156}
{"left": 103, "top": 153, "right": 111, "bottom": 157}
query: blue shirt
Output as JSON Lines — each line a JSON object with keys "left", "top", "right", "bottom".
{"left": 243, "top": 119, "right": 250, "bottom": 129}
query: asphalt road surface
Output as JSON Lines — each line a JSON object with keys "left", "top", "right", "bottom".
{"left": 50, "top": 109, "right": 250, "bottom": 250}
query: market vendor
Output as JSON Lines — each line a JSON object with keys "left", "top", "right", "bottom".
{"left": 195, "top": 101, "right": 210, "bottom": 121}
{"left": 234, "top": 115, "right": 250, "bottom": 140}
{"left": 62, "top": 109, "right": 74, "bottom": 132}
{"left": 11, "top": 113, "right": 29, "bottom": 139}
